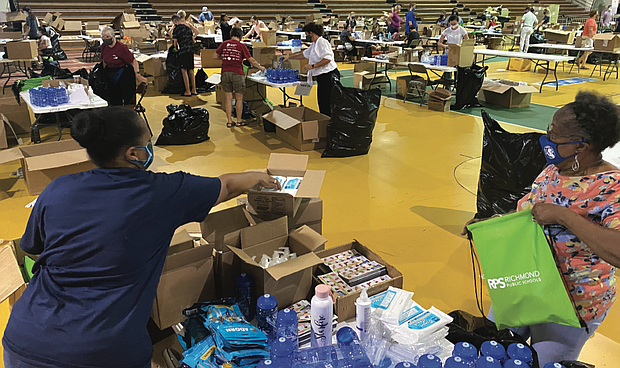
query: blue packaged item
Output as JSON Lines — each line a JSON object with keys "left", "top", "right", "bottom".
{"left": 236, "top": 273, "right": 255, "bottom": 322}
{"left": 505, "top": 359, "right": 527, "bottom": 368}
{"left": 180, "top": 335, "right": 219, "bottom": 368}
{"left": 445, "top": 356, "right": 470, "bottom": 368}
{"left": 376, "top": 357, "right": 392, "bottom": 368}
{"left": 257, "top": 294, "right": 278, "bottom": 341}
{"left": 294, "top": 345, "right": 339, "bottom": 365}
{"left": 480, "top": 341, "right": 507, "bottom": 363}
{"left": 257, "top": 359, "right": 279, "bottom": 368}
{"left": 276, "top": 308, "right": 298, "bottom": 348}
{"left": 475, "top": 356, "right": 501, "bottom": 368}
{"left": 542, "top": 364, "right": 566, "bottom": 368}
{"left": 271, "top": 336, "right": 295, "bottom": 367}
{"left": 395, "top": 362, "right": 416, "bottom": 368}
{"left": 507, "top": 343, "right": 532, "bottom": 366}
{"left": 337, "top": 326, "right": 372, "bottom": 368}
{"left": 453, "top": 342, "right": 477, "bottom": 364}
{"left": 418, "top": 354, "right": 442, "bottom": 368}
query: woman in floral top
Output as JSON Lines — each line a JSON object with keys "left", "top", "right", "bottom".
{"left": 516, "top": 91, "right": 620, "bottom": 365}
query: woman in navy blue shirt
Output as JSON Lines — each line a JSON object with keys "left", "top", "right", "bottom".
{"left": 2, "top": 107, "right": 279, "bottom": 368}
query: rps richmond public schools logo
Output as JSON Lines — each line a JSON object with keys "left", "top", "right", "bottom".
{"left": 487, "top": 271, "right": 542, "bottom": 289}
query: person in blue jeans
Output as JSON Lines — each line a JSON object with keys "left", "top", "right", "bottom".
{"left": 2, "top": 107, "right": 280, "bottom": 368}
{"left": 405, "top": 3, "right": 417, "bottom": 35}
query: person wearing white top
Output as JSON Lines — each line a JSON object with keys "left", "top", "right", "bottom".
{"left": 438, "top": 15, "right": 469, "bottom": 49}
{"left": 244, "top": 15, "right": 267, "bottom": 40}
{"left": 520, "top": 7, "right": 538, "bottom": 53}
{"left": 284, "top": 23, "right": 339, "bottom": 116}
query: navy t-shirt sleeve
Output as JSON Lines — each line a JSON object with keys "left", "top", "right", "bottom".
{"left": 21, "top": 200, "right": 45, "bottom": 255}
{"left": 168, "top": 173, "right": 222, "bottom": 224}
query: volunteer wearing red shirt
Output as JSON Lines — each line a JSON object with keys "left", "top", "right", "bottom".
{"left": 213, "top": 27, "right": 264, "bottom": 128}
{"left": 577, "top": 10, "right": 598, "bottom": 70}
{"left": 100, "top": 26, "right": 147, "bottom": 106}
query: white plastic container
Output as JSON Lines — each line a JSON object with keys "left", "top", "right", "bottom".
{"left": 311, "top": 284, "right": 333, "bottom": 347}
{"left": 355, "top": 288, "right": 371, "bottom": 341}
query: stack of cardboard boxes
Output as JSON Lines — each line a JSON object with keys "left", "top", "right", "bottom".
{"left": 353, "top": 62, "right": 388, "bottom": 90}
{"left": 427, "top": 88, "right": 452, "bottom": 112}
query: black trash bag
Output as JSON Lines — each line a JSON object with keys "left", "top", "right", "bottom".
{"left": 232, "top": 101, "right": 254, "bottom": 120}
{"left": 528, "top": 31, "right": 546, "bottom": 54}
{"left": 73, "top": 68, "right": 89, "bottom": 80}
{"left": 558, "top": 362, "right": 594, "bottom": 368}
{"left": 89, "top": 62, "right": 109, "bottom": 100}
{"left": 155, "top": 104, "right": 210, "bottom": 146}
{"left": 40, "top": 57, "right": 73, "bottom": 79}
{"left": 447, "top": 310, "right": 540, "bottom": 368}
{"left": 194, "top": 68, "right": 214, "bottom": 93}
{"left": 451, "top": 64, "right": 488, "bottom": 110}
{"left": 475, "top": 110, "right": 547, "bottom": 218}
{"left": 162, "top": 47, "right": 186, "bottom": 94}
{"left": 586, "top": 52, "right": 602, "bottom": 64}
{"left": 50, "top": 34, "right": 67, "bottom": 60}
{"left": 322, "top": 80, "right": 381, "bottom": 158}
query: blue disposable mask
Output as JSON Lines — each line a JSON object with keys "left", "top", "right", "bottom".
{"left": 539, "top": 135, "right": 585, "bottom": 166}
{"left": 127, "top": 141, "right": 153, "bottom": 169}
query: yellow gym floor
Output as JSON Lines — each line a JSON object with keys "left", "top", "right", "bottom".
{"left": 1, "top": 59, "right": 619, "bottom": 366}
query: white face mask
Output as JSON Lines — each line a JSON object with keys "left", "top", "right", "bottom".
{"left": 451, "top": 24, "right": 459, "bottom": 29}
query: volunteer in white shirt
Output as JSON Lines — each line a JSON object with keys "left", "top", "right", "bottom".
{"left": 283, "top": 22, "right": 339, "bottom": 117}
{"left": 438, "top": 15, "right": 469, "bottom": 49}
{"left": 520, "top": 7, "right": 538, "bottom": 53}
{"left": 244, "top": 15, "right": 267, "bottom": 40}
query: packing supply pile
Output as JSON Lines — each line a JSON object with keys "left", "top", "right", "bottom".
{"left": 317, "top": 249, "right": 392, "bottom": 295}
{"left": 251, "top": 246, "right": 298, "bottom": 269}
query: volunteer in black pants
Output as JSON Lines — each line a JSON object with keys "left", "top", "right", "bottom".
{"left": 100, "top": 27, "right": 147, "bottom": 106}
{"left": 283, "top": 23, "right": 339, "bottom": 117}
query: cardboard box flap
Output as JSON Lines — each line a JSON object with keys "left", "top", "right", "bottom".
{"left": 0, "top": 147, "right": 24, "bottom": 165}
{"left": 512, "top": 85, "right": 539, "bottom": 94}
{"left": 25, "top": 149, "right": 90, "bottom": 171}
{"left": 201, "top": 204, "right": 256, "bottom": 246}
{"left": 288, "top": 225, "right": 327, "bottom": 252}
{"left": 240, "top": 216, "right": 288, "bottom": 249}
{"left": 264, "top": 110, "right": 302, "bottom": 130}
{"left": 296, "top": 170, "right": 325, "bottom": 198}
{"left": 161, "top": 243, "right": 212, "bottom": 273}
{"left": 0, "top": 243, "right": 25, "bottom": 304}
{"left": 482, "top": 84, "right": 513, "bottom": 94}
{"left": 301, "top": 121, "right": 319, "bottom": 140}
{"left": 267, "top": 153, "right": 308, "bottom": 177}
{"left": 593, "top": 33, "right": 619, "bottom": 41}
{"left": 265, "top": 251, "right": 322, "bottom": 281}
{"left": 227, "top": 244, "right": 260, "bottom": 267}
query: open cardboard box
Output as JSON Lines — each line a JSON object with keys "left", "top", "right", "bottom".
{"left": 262, "top": 107, "right": 330, "bottom": 152}
{"left": 200, "top": 49, "right": 222, "bottom": 68}
{"left": 238, "top": 196, "right": 323, "bottom": 235}
{"left": 260, "top": 29, "right": 278, "bottom": 46}
{"left": 479, "top": 82, "right": 538, "bottom": 108}
{"left": 228, "top": 217, "right": 326, "bottom": 309}
{"left": 314, "top": 240, "right": 403, "bottom": 321}
{"left": 0, "top": 239, "right": 36, "bottom": 310}
{"left": 447, "top": 38, "right": 475, "bottom": 67}
{"left": 543, "top": 30, "right": 575, "bottom": 44}
{"left": 0, "top": 140, "right": 95, "bottom": 196}
{"left": 246, "top": 153, "right": 325, "bottom": 217}
{"left": 593, "top": 34, "right": 620, "bottom": 52}
{"left": 42, "top": 78, "right": 89, "bottom": 93}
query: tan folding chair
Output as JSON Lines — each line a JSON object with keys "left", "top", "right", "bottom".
{"left": 404, "top": 63, "right": 437, "bottom": 104}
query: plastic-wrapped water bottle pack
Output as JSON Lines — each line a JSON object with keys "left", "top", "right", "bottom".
{"left": 30, "top": 87, "right": 69, "bottom": 107}
{"left": 266, "top": 68, "right": 300, "bottom": 83}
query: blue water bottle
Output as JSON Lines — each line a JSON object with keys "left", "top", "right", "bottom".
{"left": 505, "top": 359, "right": 527, "bottom": 368}
{"left": 257, "top": 359, "right": 279, "bottom": 368}
{"left": 480, "top": 341, "right": 507, "bottom": 364}
{"left": 418, "top": 354, "right": 442, "bottom": 368}
{"left": 445, "top": 356, "right": 470, "bottom": 368}
{"left": 543, "top": 364, "right": 566, "bottom": 368}
{"left": 235, "top": 273, "right": 254, "bottom": 322}
{"left": 376, "top": 358, "right": 392, "bottom": 368}
{"left": 453, "top": 342, "right": 477, "bottom": 366}
{"left": 271, "top": 336, "right": 294, "bottom": 366}
{"left": 395, "top": 363, "right": 416, "bottom": 368}
{"left": 336, "top": 326, "right": 372, "bottom": 368}
{"left": 256, "top": 294, "right": 278, "bottom": 341}
{"left": 294, "top": 345, "right": 338, "bottom": 365}
{"left": 507, "top": 343, "right": 532, "bottom": 367}
{"left": 475, "top": 356, "right": 502, "bottom": 368}
{"left": 276, "top": 308, "right": 298, "bottom": 348}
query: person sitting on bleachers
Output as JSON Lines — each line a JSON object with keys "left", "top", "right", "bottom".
{"left": 198, "top": 7, "right": 214, "bottom": 23}
{"left": 436, "top": 11, "right": 448, "bottom": 26}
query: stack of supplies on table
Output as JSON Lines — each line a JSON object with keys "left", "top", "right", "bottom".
{"left": 317, "top": 249, "right": 392, "bottom": 296}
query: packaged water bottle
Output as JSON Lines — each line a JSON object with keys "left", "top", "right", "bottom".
{"left": 336, "top": 326, "right": 372, "bottom": 368}
{"left": 475, "top": 356, "right": 502, "bottom": 368}
{"left": 507, "top": 343, "right": 532, "bottom": 367}
{"left": 480, "top": 341, "right": 507, "bottom": 364}
{"left": 445, "top": 356, "right": 470, "bottom": 368}
{"left": 271, "top": 336, "right": 294, "bottom": 367}
{"left": 257, "top": 294, "right": 278, "bottom": 341}
{"left": 235, "top": 273, "right": 254, "bottom": 322}
{"left": 310, "top": 284, "right": 333, "bottom": 348}
{"left": 418, "top": 354, "right": 442, "bottom": 368}
{"left": 257, "top": 359, "right": 278, "bottom": 368}
{"left": 543, "top": 364, "right": 566, "bottom": 368}
{"left": 453, "top": 342, "right": 478, "bottom": 366}
{"left": 276, "top": 308, "right": 298, "bottom": 348}
{"left": 376, "top": 358, "right": 392, "bottom": 368}
{"left": 504, "top": 359, "right": 527, "bottom": 368}
{"left": 294, "top": 345, "right": 338, "bottom": 365}
{"left": 395, "top": 363, "right": 415, "bottom": 368}
{"left": 355, "top": 288, "right": 371, "bottom": 341}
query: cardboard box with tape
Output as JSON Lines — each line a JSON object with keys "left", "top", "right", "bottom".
{"left": 262, "top": 107, "right": 330, "bottom": 151}
{"left": 479, "top": 80, "right": 538, "bottom": 108}
{"left": 447, "top": 39, "right": 474, "bottom": 67}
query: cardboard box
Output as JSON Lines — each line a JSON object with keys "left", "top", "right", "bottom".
{"left": 153, "top": 75, "right": 168, "bottom": 92}
{"left": 388, "top": 51, "right": 409, "bottom": 64}
{"left": 447, "top": 39, "right": 474, "bottom": 67}
{"left": 0, "top": 239, "right": 32, "bottom": 309}
{"left": 507, "top": 58, "right": 531, "bottom": 72}
{"left": 253, "top": 46, "right": 277, "bottom": 67}
{"left": 140, "top": 55, "right": 166, "bottom": 76}
{"left": 204, "top": 20, "right": 215, "bottom": 35}
{"left": 6, "top": 12, "right": 26, "bottom": 22}
{"left": 544, "top": 30, "right": 575, "bottom": 44}
{"left": 113, "top": 11, "right": 139, "bottom": 30}
{"left": 5, "top": 40, "right": 37, "bottom": 60}
{"left": 502, "top": 23, "right": 515, "bottom": 35}
{"left": 246, "top": 153, "right": 326, "bottom": 217}
{"left": 239, "top": 197, "right": 323, "bottom": 234}
{"left": 283, "top": 22, "right": 296, "bottom": 32}
{"left": 427, "top": 88, "right": 452, "bottom": 112}
{"left": 268, "top": 21, "right": 279, "bottom": 30}
{"left": 0, "top": 96, "right": 31, "bottom": 134}
{"left": 200, "top": 48, "right": 222, "bottom": 68}
{"left": 151, "top": 239, "right": 215, "bottom": 329}
{"left": 354, "top": 62, "right": 376, "bottom": 73}
{"left": 262, "top": 107, "right": 330, "bottom": 151}
{"left": 84, "top": 22, "right": 99, "bottom": 31}
{"left": 593, "top": 34, "right": 620, "bottom": 52}
{"left": 479, "top": 83, "right": 539, "bottom": 108}
{"left": 244, "top": 79, "right": 267, "bottom": 105}
{"left": 215, "top": 84, "right": 225, "bottom": 104}
{"left": 395, "top": 75, "right": 426, "bottom": 98}
{"left": 0, "top": 140, "right": 95, "bottom": 196}
{"left": 574, "top": 36, "right": 586, "bottom": 49}
{"left": 227, "top": 217, "right": 326, "bottom": 309}
{"left": 261, "top": 29, "right": 277, "bottom": 47}
{"left": 353, "top": 71, "right": 388, "bottom": 90}
{"left": 487, "top": 37, "right": 503, "bottom": 50}
{"left": 121, "top": 27, "right": 150, "bottom": 40}
{"left": 51, "top": 17, "right": 66, "bottom": 31}
{"left": 0, "top": 114, "right": 7, "bottom": 149}
{"left": 63, "top": 21, "right": 82, "bottom": 32}
{"left": 314, "top": 241, "right": 404, "bottom": 322}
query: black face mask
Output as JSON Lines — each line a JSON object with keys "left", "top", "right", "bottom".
{"left": 103, "top": 38, "right": 114, "bottom": 46}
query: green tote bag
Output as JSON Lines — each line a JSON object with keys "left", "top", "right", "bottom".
{"left": 468, "top": 209, "right": 581, "bottom": 330}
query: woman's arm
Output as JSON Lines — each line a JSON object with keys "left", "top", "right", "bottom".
{"left": 532, "top": 203, "right": 620, "bottom": 268}
{"left": 283, "top": 51, "right": 306, "bottom": 60}
{"left": 131, "top": 58, "right": 148, "bottom": 84}
{"left": 303, "top": 58, "right": 330, "bottom": 71}
{"left": 216, "top": 172, "right": 280, "bottom": 205}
